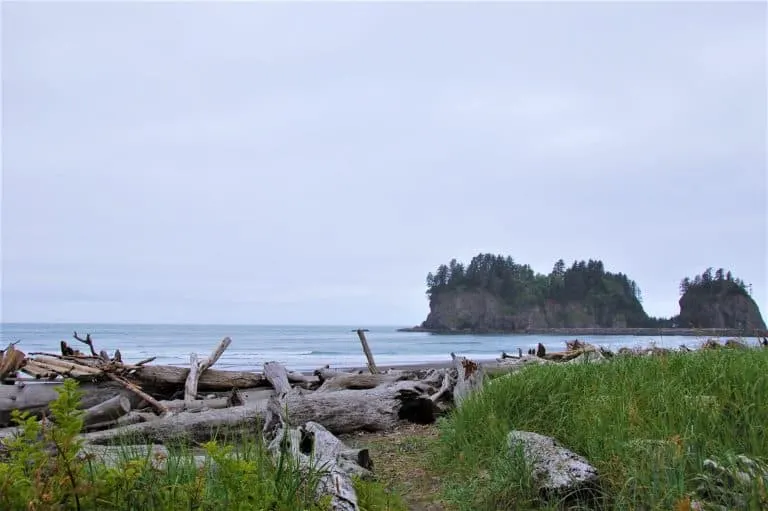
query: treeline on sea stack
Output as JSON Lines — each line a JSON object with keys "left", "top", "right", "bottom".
{"left": 677, "top": 267, "right": 764, "bottom": 329}
{"left": 426, "top": 253, "right": 667, "bottom": 328}
{"left": 679, "top": 267, "right": 749, "bottom": 297}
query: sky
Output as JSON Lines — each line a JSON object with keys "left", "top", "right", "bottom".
{"left": 2, "top": 1, "right": 766, "bottom": 326}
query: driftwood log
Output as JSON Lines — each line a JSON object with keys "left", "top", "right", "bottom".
{"left": 0, "top": 381, "right": 144, "bottom": 427}
{"left": 82, "top": 395, "right": 131, "bottom": 427}
{"left": 82, "top": 374, "right": 440, "bottom": 444}
{"left": 84, "top": 410, "right": 154, "bottom": 432}
{"left": 263, "top": 361, "right": 361, "bottom": 511}
{"left": 315, "top": 372, "right": 405, "bottom": 392}
{"left": 129, "top": 365, "right": 267, "bottom": 393}
{"left": 282, "top": 379, "right": 438, "bottom": 433}
{"left": 81, "top": 401, "right": 268, "bottom": 445}
{"left": 451, "top": 352, "right": 485, "bottom": 406}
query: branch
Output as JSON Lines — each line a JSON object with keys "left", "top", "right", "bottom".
{"left": 72, "top": 332, "right": 98, "bottom": 357}
{"left": 105, "top": 373, "right": 169, "bottom": 416}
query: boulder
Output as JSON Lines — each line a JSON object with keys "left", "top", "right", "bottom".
{"left": 507, "top": 431, "right": 599, "bottom": 501}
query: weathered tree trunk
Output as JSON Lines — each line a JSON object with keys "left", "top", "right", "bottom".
{"left": 283, "top": 380, "right": 437, "bottom": 434}
{"left": 314, "top": 367, "right": 360, "bottom": 382}
{"left": 159, "top": 396, "right": 237, "bottom": 413}
{"left": 287, "top": 371, "right": 321, "bottom": 389}
{"left": 82, "top": 402, "right": 269, "bottom": 445}
{"left": 451, "top": 352, "right": 485, "bottom": 406}
{"left": 82, "top": 395, "right": 131, "bottom": 426}
{"left": 82, "top": 374, "right": 439, "bottom": 444}
{"left": 0, "top": 381, "right": 143, "bottom": 427}
{"left": 316, "top": 372, "right": 404, "bottom": 392}
{"left": 84, "top": 410, "right": 150, "bottom": 432}
{"left": 129, "top": 366, "right": 267, "bottom": 393}
{"left": 263, "top": 361, "right": 360, "bottom": 511}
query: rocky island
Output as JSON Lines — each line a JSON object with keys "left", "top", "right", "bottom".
{"left": 677, "top": 268, "right": 766, "bottom": 330}
{"left": 401, "top": 254, "right": 766, "bottom": 337}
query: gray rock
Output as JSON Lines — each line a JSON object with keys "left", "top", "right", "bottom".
{"left": 78, "top": 444, "right": 213, "bottom": 471}
{"left": 507, "top": 431, "right": 599, "bottom": 500}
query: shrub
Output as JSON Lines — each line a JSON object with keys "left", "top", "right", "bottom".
{"left": 0, "top": 378, "right": 399, "bottom": 511}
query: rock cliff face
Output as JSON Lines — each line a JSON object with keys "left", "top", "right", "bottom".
{"left": 678, "top": 291, "right": 766, "bottom": 330}
{"left": 421, "top": 290, "right": 630, "bottom": 332}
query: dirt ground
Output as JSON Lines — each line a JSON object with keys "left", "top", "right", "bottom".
{"left": 341, "top": 423, "right": 452, "bottom": 511}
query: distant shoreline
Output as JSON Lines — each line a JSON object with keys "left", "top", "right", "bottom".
{"left": 396, "top": 326, "right": 768, "bottom": 338}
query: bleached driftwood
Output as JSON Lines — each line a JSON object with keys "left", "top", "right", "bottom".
{"left": 287, "top": 371, "right": 321, "bottom": 389}
{"left": 159, "top": 395, "right": 240, "bottom": 414}
{"left": 184, "top": 337, "right": 232, "bottom": 403}
{"left": 0, "top": 381, "right": 143, "bottom": 427}
{"left": 81, "top": 403, "right": 269, "bottom": 445}
{"left": 316, "top": 372, "right": 403, "bottom": 392}
{"left": 129, "top": 365, "right": 267, "bottom": 393}
{"left": 263, "top": 361, "right": 360, "bottom": 511}
{"left": 429, "top": 370, "right": 454, "bottom": 403}
{"left": 85, "top": 410, "right": 151, "bottom": 432}
{"left": 284, "top": 379, "right": 437, "bottom": 434}
{"left": 451, "top": 352, "right": 485, "bottom": 406}
{"left": 314, "top": 367, "right": 360, "bottom": 382}
{"left": 82, "top": 394, "right": 131, "bottom": 427}
{"left": 82, "top": 369, "right": 440, "bottom": 444}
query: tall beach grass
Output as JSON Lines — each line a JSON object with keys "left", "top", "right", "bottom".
{"left": 430, "top": 349, "right": 768, "bottom": 510}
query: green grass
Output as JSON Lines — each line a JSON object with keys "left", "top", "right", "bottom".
{"left": 0, "top": 379, "right": 402, "bottom": 511}
{"left": 430, "top": 349, "right": 768, "bottom": 510}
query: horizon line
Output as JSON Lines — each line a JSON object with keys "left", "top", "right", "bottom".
{"left": 0, "top": 321, "right": 414, "bottom": 328}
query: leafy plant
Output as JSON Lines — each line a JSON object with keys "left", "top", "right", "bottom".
{"left": 1, "top": 379, "right": 401, "bottom": 510}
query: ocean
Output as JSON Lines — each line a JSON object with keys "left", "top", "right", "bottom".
{"left": 0, "top": 323, "right": 759, "bottom": 372}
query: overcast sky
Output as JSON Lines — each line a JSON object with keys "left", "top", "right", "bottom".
{"left": 2, "top": 1, "right": 766, "bottom": 325}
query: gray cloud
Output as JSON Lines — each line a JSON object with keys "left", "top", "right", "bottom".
{"left": 3, "top": 2, "right": 766, "bottom": 324}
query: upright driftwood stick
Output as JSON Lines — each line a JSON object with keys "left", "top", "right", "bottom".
{"left": 354, "top": 329, "right": 379, "bottom": 374}
{"left": 184, "top": 337, "right": 232, "bottom": 403}
{"left": 184, "top": 353, "right": 200, "bottom": 403}
{"left": 451, "top": 352, "right": 485, "bottom": 407}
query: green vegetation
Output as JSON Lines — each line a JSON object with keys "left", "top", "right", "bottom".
{"left": 679, "top": 267, "right": 750, "bottom": 297}
{"left": 429, "top": 349, "right": 768, "bottom": 510}
{"left": 0, "top": 379, "right": 403, "bottom": 511}
{"left": 426, "top": 254, "right": 668, "bottom": 327}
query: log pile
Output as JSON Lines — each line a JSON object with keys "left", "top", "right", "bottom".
{"left": 0, "top": 331, "right": 486, "bottom": 510}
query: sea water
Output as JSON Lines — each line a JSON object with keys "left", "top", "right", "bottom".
{"left": 0, "top": 323, "right": 759, "bottom": 372}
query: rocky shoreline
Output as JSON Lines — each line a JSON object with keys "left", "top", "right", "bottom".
{"left": 397, "top": 326, "right": 768, "bottom": 338}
